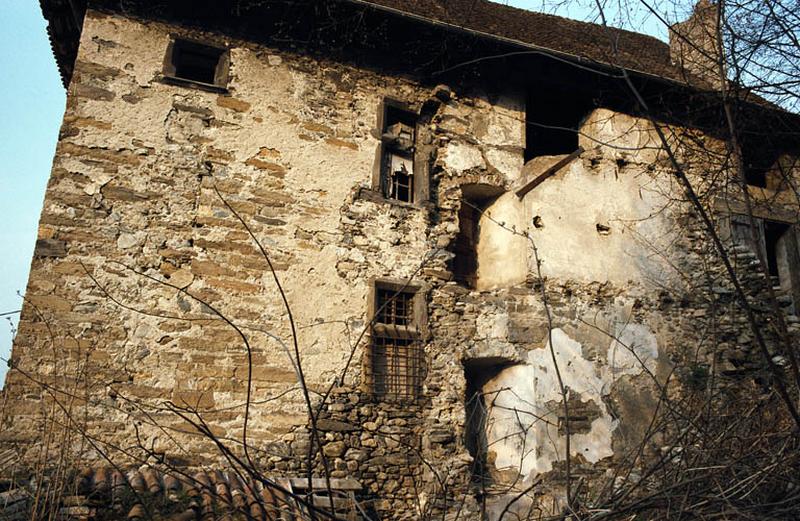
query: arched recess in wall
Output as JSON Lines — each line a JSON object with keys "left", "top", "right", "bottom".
{"left": 451, "top": 183, "right": 528, "bottom": 291}
{"left": 452, "top": 183, "right": 503, "bottom": 288}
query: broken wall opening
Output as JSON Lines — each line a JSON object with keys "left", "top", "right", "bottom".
{"left": 764, "top": 220, "right": 792, "bottom": 289}
{"left": 451, "top": 184, "right": 504, "bottom": 288}
{"left": 741, "top": 137, "right": 781, "bottom": 188}
{"left": 463, "top": 358, "right": 515, "bottom": 488}
{"left": 163, "top": 38, "right": 229, "bottom": 88}
{"left": 525, "top": 85, "right": 595, "bottom": 161}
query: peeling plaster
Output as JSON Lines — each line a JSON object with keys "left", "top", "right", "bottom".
{"left": 483, "top": 327, "right": 658, "bottom": 481}
{"left": 605, "top": 323, "right": 659, "bottom": 378}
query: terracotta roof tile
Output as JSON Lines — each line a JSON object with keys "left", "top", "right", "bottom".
{"left": 0, "top": 466, "right": 363, "bottom": 520}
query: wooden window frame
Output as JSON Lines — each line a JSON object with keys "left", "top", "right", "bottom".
{"left": 370, "top": 99, "right": 429, "bottom": 206}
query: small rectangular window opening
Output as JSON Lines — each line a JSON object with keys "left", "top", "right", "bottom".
{"left": 730, "top": 215, "right": 794, "bottom": 292}
{"left": 381, "top": 103, "right": 417, "bottom": 204}
{"left": 166, "top": 38, "right": 228, "bottom": 88}
{"left": 525, "top": 87, "right": 593, "bottom": 161}
{"left": 368, "top": 284, "right": 423, "bottom": 401}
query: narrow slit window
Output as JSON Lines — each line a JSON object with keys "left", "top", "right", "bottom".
{"left": 452, "top": 200, "right": 480, "bottom": 288}
{"left": 764, "top": 220, "right": 791, "bottom": 288}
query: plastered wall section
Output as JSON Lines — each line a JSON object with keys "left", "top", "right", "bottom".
{"left": 431, "top": 99, "right": 701, "bottom": 517}
{"left": 4, "top": 11, "right": 443, "bottom": 453}
{"left": 2, "top": 9, "right": 533, "bottom": 462}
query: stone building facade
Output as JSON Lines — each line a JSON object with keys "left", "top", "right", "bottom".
{"left": 2, "top": 0, "right": 800, "bottom": 519}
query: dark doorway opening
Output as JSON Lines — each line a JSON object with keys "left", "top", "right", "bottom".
{"left": 463, "top": 358, "right": 514, "bottom": 488}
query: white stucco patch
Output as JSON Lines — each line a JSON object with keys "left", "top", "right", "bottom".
{"left": 519, "top": 108, "right": 679, "bottom": 287}
{"left": 605, "top": 323, "right": 659, "bottom": 378}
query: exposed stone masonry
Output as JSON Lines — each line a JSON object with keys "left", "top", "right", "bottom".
{"left": 2, "top": 6, "right": 799, "bottom": 521}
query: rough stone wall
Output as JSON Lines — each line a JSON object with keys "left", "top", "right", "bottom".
{"left": 2, "top": 8, "right": 798, "bottom": 521}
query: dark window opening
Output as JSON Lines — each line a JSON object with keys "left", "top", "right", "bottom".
{"left": 765, "top": 220, "right": 790, "bottom": 286}
{"left": 380, "top": 102, "right": 417, "bottom": 203}
{"left": 744, "top": 166, "right": 767, "bottom": 188}
{"left": 165, "top": 38, "right": 228, "bottom": 87}
{"left": 384, "top": 105, "right": 417, "bottom": 140}
{"left": 525, "top": 87, "right": 594, "bottom": 161}
{"left": 730, "top": 215, "right": 796, "bottom": 295}
{"left": 453, "top": 201, "right": 481, "bottom": 288}
{"left": 368, "top": 283, "right": 424, "bottom": 401}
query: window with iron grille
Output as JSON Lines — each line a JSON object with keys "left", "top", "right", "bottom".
{"left": 367, "top": 283, "right": 424, "bottom": 401}
{"left": 376, "top": 287, "right": 412, "bottom": 326}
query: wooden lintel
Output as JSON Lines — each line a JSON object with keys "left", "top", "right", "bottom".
{"left": 514, "top": 146, "right": 584, "bottom": 199}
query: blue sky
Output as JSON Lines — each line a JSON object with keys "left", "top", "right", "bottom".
{"left": 0, "top": 0, "right": 65, "bottom": 386}
{"left": 0, "top": 0, "right": 668, "bottom": 387}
